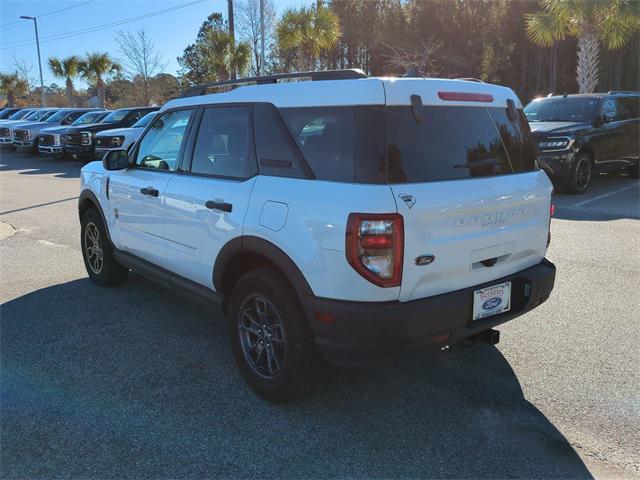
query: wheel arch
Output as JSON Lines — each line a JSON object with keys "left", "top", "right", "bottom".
{"left": 78, "top": 189, "right": 112, "bottom": 245}
{"left": 213, "top": 236, "right": 313, "bottom": 298}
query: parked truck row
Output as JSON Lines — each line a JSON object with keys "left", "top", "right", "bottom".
{"left": 0, "top": 106, "right": 158, "bottom": 160}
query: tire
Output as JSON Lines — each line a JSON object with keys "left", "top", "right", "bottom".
{"left": 227, "top": 268, "right": 319, "bottom": 403}
{"left": 564, "top": 152, "right": 592, "bottom": 194}
{"left": 80, "top": 208, "right": 128, "bottom": 286}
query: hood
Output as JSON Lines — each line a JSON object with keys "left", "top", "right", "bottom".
{"left": 13, "top": 121, "right": 51, "bottom": 131}
{"left": 40, "top": 125, "right": 69, "bottom": 135}
{"left": 96, "top": 126, "right": 140, "bottom": 137}
{"left": 65, "top": 122, "right": 121, "bottom": 133}
{"left": 528, "top": 121, "right": 591, "bottom": 136}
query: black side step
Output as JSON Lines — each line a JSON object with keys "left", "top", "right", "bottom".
{"left": 113, "top": 250, "right": 223, "bottom": 310}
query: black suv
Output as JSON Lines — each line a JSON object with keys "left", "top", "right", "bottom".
{"left": 525, "top": 92, "right": 639, "bottom": 193}
{"left": 63, "top": 107, "right": 158, "bottom": 159}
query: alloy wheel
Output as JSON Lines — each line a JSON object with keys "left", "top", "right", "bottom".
{"left": 238, "top": 294, "right": 287, "bottom": 379}
{"left": 576, "top": 157, "right": 591, "bottom": 190}
{"left": 84, "top": 222, "right": 104, "bottom": 274}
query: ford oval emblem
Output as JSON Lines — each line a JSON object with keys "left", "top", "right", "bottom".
{"left": 482, "top": 297, "right": 502, "bottom": 310}
{"left": 415, "top": 254, "right": 435, "bottom": 266}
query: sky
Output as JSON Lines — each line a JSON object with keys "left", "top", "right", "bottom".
{"left": 0, "top": 0, "right": 308, "bottom": 88}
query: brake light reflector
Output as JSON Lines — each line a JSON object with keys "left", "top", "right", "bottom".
{"left": 438, "top": 92, "right": 494, "bottom": 102}
{"left": 346, "top": 213, "right": 403, "bottom": 287}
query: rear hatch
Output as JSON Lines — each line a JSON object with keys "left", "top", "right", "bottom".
{"left": 383, "top": 80, "right": 552, "bottom": 302}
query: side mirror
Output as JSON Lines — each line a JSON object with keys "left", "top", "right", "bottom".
{"left": 103, "top": 149, "right": 128, "bottom": 170}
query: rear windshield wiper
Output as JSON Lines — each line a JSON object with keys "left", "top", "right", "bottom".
{"left": 454, "top": 158, "right": 502, "bottom": 169}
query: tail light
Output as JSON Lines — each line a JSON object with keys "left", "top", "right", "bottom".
{"left": 346, "top": 213, "right": 403, "bottom": 287}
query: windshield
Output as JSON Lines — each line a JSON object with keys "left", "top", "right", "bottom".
{"left": 26, "top": 110, "right": 53, "bottom": 121}
{"left": 46, "top": 110, "right": 70, "bottom": 122}
{"left": 73, "top": 111, "right": 104, "bottom": 125}
{"left": 9, "top": 109, "right": 33, "bottom": 120}
{"left": 102, "top": 110, "right": 129, "bottom": 123}
{"left": 132, "top": 111, "right": 157, "bottom": 128}
{"left": 524, "top": 97, "right": 599, "bottom": 122}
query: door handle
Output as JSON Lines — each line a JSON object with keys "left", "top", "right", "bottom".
{"left": 140, "top": 187, "right": 159, "bottom": 197}
{"left": 205, "top": 200, "right": 233, "bottom": 212}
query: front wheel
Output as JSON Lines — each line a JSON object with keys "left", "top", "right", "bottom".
{"left": 564, "top": 153, "right": 592, "bottom": 194}
{"left": 81, "top": 209, "right": 128, "bottom": 286}
{"left": 227, "top": 268, "right": 319, "bottom": 403}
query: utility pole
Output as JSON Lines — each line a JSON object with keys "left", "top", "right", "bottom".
{"left": 260, "top": 0, "right": 265, "bottom": 75}
{"left": 19, "top": 15, "right": 46, "bottom": 107}
{"left": 227, "top": 0, "right": 236, "bottom": 79}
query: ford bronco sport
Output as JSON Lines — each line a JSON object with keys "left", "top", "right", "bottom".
{"left": 79, "top": 70, "right": 556, "bottom": 402}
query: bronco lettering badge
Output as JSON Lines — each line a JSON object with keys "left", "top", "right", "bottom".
{"left": 415, "top": 254, "right": 435, "bottom": 266}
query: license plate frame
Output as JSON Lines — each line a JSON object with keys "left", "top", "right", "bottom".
{"left": 472, "top": 281, "right": 511, "bottom": 320}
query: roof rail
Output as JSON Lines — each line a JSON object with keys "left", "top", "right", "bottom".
{"left": 607, "top": 90, "right": 639, "bottom": 95}
{"left": 456, "top": 77, "right": 485, "bottom": 83}
{"left": 181, "top": 69, "right": 368, "bottom": 98}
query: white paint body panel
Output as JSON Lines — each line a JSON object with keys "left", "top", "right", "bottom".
{"left": 163, "top": 175, "right": 256, "bottom": 288}
{"left": 80, "top": 76, "right": 550, "bottom": 305}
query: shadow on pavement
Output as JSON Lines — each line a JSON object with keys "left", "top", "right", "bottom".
{"left": 552, "top": 174, "right": 639, "bottom": 221}
{"left": 1, "top": 275, "right": 592, "bottom": 478}
{"left": 0, "top": 149, "right": 83, "bottom": 179}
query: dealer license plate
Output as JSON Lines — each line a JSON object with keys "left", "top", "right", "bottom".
{"left": 472, "top": 282, "right": 511, "bottom": 320}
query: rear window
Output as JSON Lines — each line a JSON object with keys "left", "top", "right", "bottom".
{"left": 386, "top": 106, "right": 536, "bottom": 183}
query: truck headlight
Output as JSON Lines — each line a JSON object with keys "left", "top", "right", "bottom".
{"left": 111, "top": 136, "right": 125, "bottom": 147}
{"left": 538, "top": 137, "right": 572, "bottom": 151}
{"left": 80, "top": 131, "right": 92, "bottom": 145}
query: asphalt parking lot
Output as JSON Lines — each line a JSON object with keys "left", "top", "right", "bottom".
{"left": 1, "top": 150, "right": 639, "bottom": 479}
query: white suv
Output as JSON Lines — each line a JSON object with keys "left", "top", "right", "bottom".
{"left": 79, "top": 70, "right": 556, "bottom": 402}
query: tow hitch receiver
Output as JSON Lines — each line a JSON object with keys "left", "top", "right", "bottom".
{"left": 466, "top": 328, "right": 500, "bottom": 346}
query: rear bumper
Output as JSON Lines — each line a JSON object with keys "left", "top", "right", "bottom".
{"left": 301, "top": 258, "right": 556, "bottom": 366}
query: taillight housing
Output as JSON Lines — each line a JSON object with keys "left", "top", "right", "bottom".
{"left": 346, "top": 213, "right": 403, "bottom": 287}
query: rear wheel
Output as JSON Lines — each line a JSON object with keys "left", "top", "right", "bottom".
{"left": 564, "top": 152, "right": 592, "bottom": 194}
{"left": 227, "top": 268, "right": 319, "bottom": 402}
{"left": 81, "top": 208, "right": 128, "bottom": 286}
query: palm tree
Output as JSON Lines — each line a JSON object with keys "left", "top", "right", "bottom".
{"left": 276, "top": 5, "right": 340, "bottom": 71}
{"left": 78, "top": 52, "right": 122, "bottom": 107}
{"left": 48, "top": 56, "right": 80, "bottom": 107}
{"left": 526, "top": 0, "right": 640, "bottom": 93}
{"left": 0, "top": 73, "right": 28, "bottom": 107}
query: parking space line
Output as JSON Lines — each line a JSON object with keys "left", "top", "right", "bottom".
{"left": 572, "top": 183, "right": 639, "bottom": 208}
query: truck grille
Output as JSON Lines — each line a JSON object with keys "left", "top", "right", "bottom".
{"left": 64, "top": 132, "right": 81, "bottom": 145}
{"left": 13, "top": 129, "right": 29, "bottom": 140}
{"left": 0, "top": 127, "right": 10, "bottom": 137}
{"left": 38, "top": 134, "right": 57, "bottom": 146}
{"left": 95, "top": 137, "right": 109, "bottom": 147}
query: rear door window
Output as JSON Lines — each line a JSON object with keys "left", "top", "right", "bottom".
{"left": 190, "top": 106, "right": 256, "bottom": 179}
{"left": 386, "top": 106, "right": 522, "bottom": 183}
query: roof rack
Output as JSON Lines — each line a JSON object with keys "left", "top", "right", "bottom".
{"left": 607, "top": 90, "right": 639, "bottom": 95}
{"left": 181, "top": 69, "right": 368, "bottom": 98}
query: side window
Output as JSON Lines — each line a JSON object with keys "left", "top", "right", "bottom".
{"left": 190, "top": 107, "right": 256, "bottom": 179}
{"left": 125, "top": 110, "right": 143, "bottom": 126}
{"left": 253, "top": 103, "right": 307, "bottom": 179}
{"left": 601, "top": 98, "right": 619, "bottom": 121}
{"left": 135, "top": 109, "right": 193, "bottom": 172}
{"left": 616, "top": 97, "right": 639, "bottom": 120}
{"left": 280, "top": 107, "right": 355, "bottom": 182}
